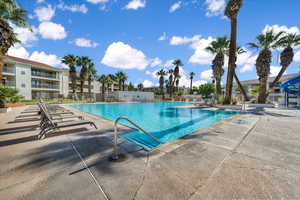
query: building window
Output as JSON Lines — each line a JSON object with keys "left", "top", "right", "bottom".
{"left": 21, "top": 84, "right": 26, "bottom": 88}
{"left": 21, "top": 71, "right": 25, "bottom": 75}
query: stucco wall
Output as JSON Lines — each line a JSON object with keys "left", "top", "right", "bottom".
{"left": 15, "top": 64, "right": 32, "bottom": 100}
{"left": 113, "top": 91, "right": 154, "bottom": 101}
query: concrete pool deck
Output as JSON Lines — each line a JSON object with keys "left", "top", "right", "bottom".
{"left": 1, "top": 105, "right": 300, "bottom": 199}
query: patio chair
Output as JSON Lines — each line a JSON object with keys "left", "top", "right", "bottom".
{"left": 37, "top": 104, "right": 97, "bottom": 140}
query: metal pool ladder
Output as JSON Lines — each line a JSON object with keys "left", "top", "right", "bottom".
{"left": 111, "top": 116, "right": 161, "bottom": 160}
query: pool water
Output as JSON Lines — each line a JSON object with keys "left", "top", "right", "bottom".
{"left": 71, "top": 102, "right": 236, "bottom": 150}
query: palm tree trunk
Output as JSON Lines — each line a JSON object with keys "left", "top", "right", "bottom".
{"left": 234, "top": 71, "right": 249, "bottom": 101}
{"left": 101, "top": 82, "right": 105, "bottom": 101}
{"left": 216, "top": 77, "right": 222, "bottom": 97}
{"left": 225, "top": 17, "right": 237, "bottom": 104}
{"left": 80, "top": 78, "right": 84, "bottom": 100}
{"left": 71, "top": 72, "right": 77, "bottom": 94}
{"left": 190, "top": 79, "right": 193, "bottom": 94}
{"left": 258, "top": 77, "right": 267, "bottom": 103}
{"left": 88, "top": 76, "right": 92, "bottom": 102}
{"left": 270, "top": 65, "right": 288, "bottom": 88}
{"left": 0, "top": 54, "right": 4, "bottom": 86}
{"left": 161, "top": 86, "right": 164, "bottom": 100}
{"left": 122, "top": 81, "right": 125, "bottom": 91}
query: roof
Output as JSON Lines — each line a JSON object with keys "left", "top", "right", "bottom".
{"left": 235, "top": 73, "right": 300, "bottom": 86}
{"left": 4, "top": 55, "right": 65, "bottom": 72}
{"left": 281, "top": 74, "right": 300, "bottom": 89}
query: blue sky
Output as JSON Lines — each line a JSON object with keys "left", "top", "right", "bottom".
{"left": 8, "top": 0, "right": 300, "bottom": 87}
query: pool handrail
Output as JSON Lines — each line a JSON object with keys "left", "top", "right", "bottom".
{"left": 112, "top": 116, "right": 161, "bottom": 160}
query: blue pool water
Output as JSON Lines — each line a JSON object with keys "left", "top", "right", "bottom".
{"left": 71, "top": 102, "right": 236, "bottom": 150}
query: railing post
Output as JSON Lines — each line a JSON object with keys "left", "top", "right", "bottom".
{"left": 112, "top": 122, "right": 119, "bottom": 160}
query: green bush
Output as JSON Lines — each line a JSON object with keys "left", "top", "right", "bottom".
{"left": 0, "top": 86, "right": 24, "bottom": 108}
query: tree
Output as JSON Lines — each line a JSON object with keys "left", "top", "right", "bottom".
{"left": 87, "top": 62, "right": 96, "bottom": 101}
{"left": 172, "top": 59, "right": 182, "bottom": 92}
{"left": 62, "top": 54, "right": 78, "bottom": 98}
{"left": 206, "top": 36, "right": 229, "bottom": 96}
{"left": 137, "top": 83, "right": 144, "bottom": 91}
{"left": 156, "top": 69, "right": 167, "bottom": 99}
{"left": 128, "top": 82, "right": 135, "bottom": 91}
{"left": 107, "top": 74, "right": 116, "bottom": 92}
{"left": 270, "top": 33, "right": 300, "bottom": 88}
{"left": 0, "top": 0, "right": 31, "bottom": 85}
{"left": 248, "top": 30, "right": 283, "bottom": 103}
{"left": 0, "top": 86, "right": 23, "bottom": 108}
{"left": 233, "top": 47, "right": 249, "bottom": 101}
{"left": 98, "top": 75, "right": 107, "bottom": 101}
{"left": 77, "top": 56, "right": 92, "bottom": 99}
{"left": 168, "top": 69, "right": 174, "bottom": 97}
{"left": 115, "top": 71, "right": 127, "bottom": 91}
{"left": 224, "top": 0, "right": 243, "bottom": 104}
{"left": 189, "top": 72, "right": 195, "bottom": 94}
{"left": 198, "top": 83, "right": 215, "bottom": 99}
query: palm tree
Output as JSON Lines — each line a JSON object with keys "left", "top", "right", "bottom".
{"left": 115, "top": 71, "right": 127, "bottom": 91}
{"left": 62, "top": 54, "right": 78, "bottom": 98}
{"left": 87, "top": 62, "right": 96, "bottom": 101}
{"left": 224, "top": 0, "right": 243, "bottom": 104}
{"left": 175, "top": 75, "right": 181, "bottom": 92}
{"left": 77, "top": 56, "right": 92, "bottom": 99}
{"left": 248, "top": 30, "right": 284, "bottom": 103}
{"left": 107, "top": 74, "right": 116, "bottom": 92}
{"left": 206, "top": 36, "right": 230, "bottom": 97}
{"left": 0, "top": 0, "right": 31, "bottom": 85}
{"left": 189, "top": 72, "right": 195, "bottom": 94}
{"left": 233, "top": 47, "right": 249, "bottom": 101}
{"left": 172, "top": 59, "right": 183, "bottom": 92}
{"left": 137, "top": 83, "right": 143, "bottom": 91}
{"left": 270, "top": 33, "right": 300, "bottom": 88}
{"left": 168, "top": 69, "right": 174, "bottom": 97}
{"left": 98, "top": 75, "right": 107, "bottom": 101}
{"left": 156, "top": 69, "right": 167, "bottom": 99}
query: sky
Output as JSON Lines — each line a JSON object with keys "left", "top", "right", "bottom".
{"left": 8, "top": 0, "right": 300, "bottom": 88}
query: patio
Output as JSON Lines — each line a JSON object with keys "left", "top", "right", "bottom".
{"left": 1, "top": 105, "right": 300, "bottom": 199}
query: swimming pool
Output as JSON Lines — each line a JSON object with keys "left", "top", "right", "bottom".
{"left": 71, "top": 102, "right": 236, "bottom": 150}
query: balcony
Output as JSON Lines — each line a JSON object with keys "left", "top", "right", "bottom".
{"left": 3, "top": 67, "right": 15, "bottom": 75}
{"left": 4, "top": 80, "right": 16, "bottom": 87}
{"left": 32, "top": 84, "right": 59, "bottom": 90}
{"left": 31, "top": 70, "right": 58, "bottom": 80}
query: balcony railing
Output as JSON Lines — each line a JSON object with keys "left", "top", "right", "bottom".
{"left": 31, "top": 71, "right": 58, "bottom": 79}
{"left": 4, "top": 80, "right": 16, "bottom": 87}
{"left": 32, "top": 84, "right": 59, "bottom": 89}
{"left": 3, "top": 67, "right": 15, "bottom": 74}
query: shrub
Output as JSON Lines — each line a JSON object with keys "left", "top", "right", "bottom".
{"left": 0, "top": 87, "right": 23, "bottom": 108}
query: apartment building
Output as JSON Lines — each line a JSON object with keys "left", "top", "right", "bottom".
{"left": 233, "top": 73, "right": 300, "bottom": 102}
{"left": 3, "top": 56, "right": 69, "bottom": 100}
{"left": 2, "top": 56, "right": 123, "bottom": 100}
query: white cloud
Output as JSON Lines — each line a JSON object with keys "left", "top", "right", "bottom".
{"left": 57, "top": 2, "right": 88, "bottom": 14}
{"left": 10, "top": 23, "right": 38, "bottom": 45}
{"left": 7, "top": 44, "right": 30, "bottom": 59}
{"left": 142, "top": 80, "right": 153, "bottom": 88}
{"left": 34, "top": 5, "right": 55, "bottom": 22}
{"left": 270, "top": 66, "right": 285, "bottom": 77}
{"left": 124, "top": 0, "right": 146, "bottom": 10}
{"left": 73, "top": 38, "right": 99, "bottom": 47}
{"left": 101, "top": 42, "right": 149, "bottom": 70}
{"left": 36, "top": 0, "right": 45, "bottom": 3}
{"left": 178, "top": 67, "right": 207, "bottom": 87}
{"left": 164, "top": 60, "right": 174, "bottom": 67}
{"left": 263, "top": 25, "right": 300, "bottom": 35}
{"left": 170, "top": 35, "right": 201, "bottom": 46}
{"left": 29, "top": 51, "right": 63, "bottom": 67}
{"left": 169, "top": 1, "right": 182, "bottom": 13}
{"left": 294, "top": 50, "right": 300, "bottom": 62}
{"left": 38, "top": 21, "right": 67, "bottom": 40}
{"left": 189, "top": 36, "right": 215, "bottom": 65}
{"left": 240, "top": 64, "right": 254, "bottom": 73}
{"left": 7, "top": 45, "right": 66, "bottom": 68}
{"left": 86, "top": 0, "right": 109, "bottom": 4}
{"left": 200, "top": 69, "right": 213, "bottom": 80}
{"left": 158, "top": 32, "right": 167, "bottom": 41}
{"left": 149, "top": 57, "right": 162, "bottom": 67}
{"left": 205, "top": 0, "right": 225, "bottom": 17}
